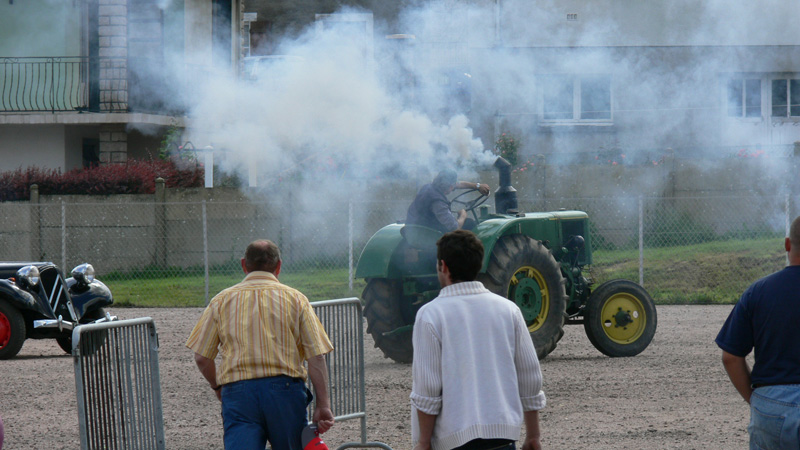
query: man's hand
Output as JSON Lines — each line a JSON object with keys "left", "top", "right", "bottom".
{"left": 456, "top": 209, "right": 468, "bottom": 229}
{"left": 307, "top": 354, "right": 334, "bottom": 432}
{"left": 477, "top": 183, "right": 490, "bottom": 196}
{"left": 312, "top": 406, "right": 335, "bottom": 433}
{"left": 522, "top": 436, "right": 542, "bottom": 450}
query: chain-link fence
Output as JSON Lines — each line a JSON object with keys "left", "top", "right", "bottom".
{"left": 529, "top": 194, "right": 795, "bottom": 304}
{"left": 0, "top": 193, "right": 795, "bottom": 305}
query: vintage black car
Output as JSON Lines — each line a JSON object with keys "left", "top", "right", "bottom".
{"left": 0, "top": 261, "right": 114, "bottom": 359}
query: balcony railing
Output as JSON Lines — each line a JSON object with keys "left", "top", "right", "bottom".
{"left": 0, "top": 56, "right": 185, "bottom": 114}
{"left": 1, "top": 57, "right": 93, "bottom": 112}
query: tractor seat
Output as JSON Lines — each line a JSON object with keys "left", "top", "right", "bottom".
{"left": 400, "top": 224, "right": 443, "bottom": 250}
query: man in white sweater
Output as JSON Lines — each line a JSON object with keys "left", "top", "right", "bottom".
{"left": 410, "top": 230, "right": 547, "bottom": 450}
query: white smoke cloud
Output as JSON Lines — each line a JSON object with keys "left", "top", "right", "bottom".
{"left": 187, "top": 6, "right": 495, "bottom": 187}
{"left": 177, "top": 0, "right": 800, "bottom": 235}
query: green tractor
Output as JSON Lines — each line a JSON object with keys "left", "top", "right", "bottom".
{"left": 355, "top": 157, "right": 657, "bottom": 363}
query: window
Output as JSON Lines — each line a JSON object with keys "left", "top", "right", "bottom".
{"left": 542, "top": 76, "right": 573, "bottom": 120}
{"left": 771, "top": 78, "right": 800, "bottom": 117}
{"left": 581, "top": 75, "right": 611, "bottom": 120}
{"left": 541, "top": 75, "right": 611, "bottom": 122}
{"left": 315, "top": 13, "right": 374, "bottom": 62}
{"left": 726, "top": 78, "right": 761, "bottom": 118}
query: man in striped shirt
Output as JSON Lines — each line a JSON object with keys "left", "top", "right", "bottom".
{"left": 411, "top": 230, "right": 546, "bottom": 450}
{"left": 186, "top": 239, "right": 334, "bottom": 450}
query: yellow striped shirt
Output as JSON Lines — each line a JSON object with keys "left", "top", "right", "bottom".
{"left": 185, "top": 271, "right": 333, "bottom": 384}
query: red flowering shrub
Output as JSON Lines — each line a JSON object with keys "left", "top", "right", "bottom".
{"left": 0, "top": 160, "right": 203, "bottom": 201}
{"left": 494, "top": 132, "right": 520, "bottom": 166}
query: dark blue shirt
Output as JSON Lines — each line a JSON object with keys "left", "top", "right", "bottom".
{"left": 715, "top": 265, "right": 800, "bottom": 386}
{"left": 405, "top": 183, "right": 458, "bottom": 233}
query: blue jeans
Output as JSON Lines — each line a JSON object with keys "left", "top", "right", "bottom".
{"left": 749, "top": 385, "right": 800, "bottom": 450}
{"left": 221, "top": 376, "right": 311, "bottom": 450}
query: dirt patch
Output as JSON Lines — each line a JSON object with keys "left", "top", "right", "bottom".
{"left": 0, "top": 305, "right": 750, "bottom": 449}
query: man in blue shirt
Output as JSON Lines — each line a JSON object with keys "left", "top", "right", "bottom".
{"left": 716, "top": 215, "right": 800, "bottom": 449}
{"left": 406, "top": 169, "right": 489, "bottom": 233}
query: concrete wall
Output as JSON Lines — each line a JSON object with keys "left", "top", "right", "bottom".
{"left": 0, "top": 125, "right": 108, "bottom": 173}
{"left": 491, "top": 0, "right": 800, "bottom": 48}
{"left": 0, "top": 0, "right": 82, "bottom": 57}
{"left": 0, "top": 125, "right": 67, "bottom": 171}
{"left": 0, "top": 202, "right": 35, "bottom": 261}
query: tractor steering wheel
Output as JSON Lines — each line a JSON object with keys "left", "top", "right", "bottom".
{"left": 450, "top": 188, "right": 490, "bottom": 222}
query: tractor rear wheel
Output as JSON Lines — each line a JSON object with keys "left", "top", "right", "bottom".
{"left": 362, "top": 279, "right": 413, "bottom": 363}
{"left": 583, "top": 280, "right": 657, "bottom": 357}
{"left": 0, "top": 299, "right": 26, "bottom": 360}
{"left": 479, "top": 235, "right": 567, "bottom": 360}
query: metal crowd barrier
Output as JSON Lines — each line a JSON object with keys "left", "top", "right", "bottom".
{"left": 72, "top": 317, "right": 165, "bottom": 450}
{"left": 310, "top": 298, "right": 393, "bottom": 450}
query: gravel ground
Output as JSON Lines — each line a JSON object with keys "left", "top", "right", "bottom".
{"left": 0, "top": 305, "right": 751, "bottom": 450}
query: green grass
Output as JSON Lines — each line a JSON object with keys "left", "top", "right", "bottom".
{"left": 590, "top": 236, "right": 786, "bottom": 305}
{"left": 105, "top": 237, "right": 787, "bottom": 307}
{"left": 106, "top": 267, "right": 366, "bottom": 308}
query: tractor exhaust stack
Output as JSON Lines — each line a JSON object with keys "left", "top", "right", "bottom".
{"left": 494, "top": 156, "right": 518, "bottom": 214}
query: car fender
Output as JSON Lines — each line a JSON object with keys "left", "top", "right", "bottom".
{"left": 0, "top": 279, "right": 51, "bottom": 318}
{"left": 67, "top": 279, "right": 113, "bottom": 319}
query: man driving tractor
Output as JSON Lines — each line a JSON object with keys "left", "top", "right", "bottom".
{"left": 405, "top": 169, "right": 490, "bottom": 232}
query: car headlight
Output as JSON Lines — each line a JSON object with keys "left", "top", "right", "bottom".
{"left": 71, "top": 263, "right": 95, "bottom": 284}
{"left": 17, "top": 265, "right": 40, "bottom": 287}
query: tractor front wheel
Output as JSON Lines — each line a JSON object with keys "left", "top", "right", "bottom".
{"left": 362, "top": 279, "right": 413, "bottom": 363}
{"left": 583, "top": 280, "right": 657, "bottom": 357}
{"left": 479, "top": 235, "right": 567, "bottom": 360}
{"left": 0, "top": 300, "right": 26, "bottom": 360}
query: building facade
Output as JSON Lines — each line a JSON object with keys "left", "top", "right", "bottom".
{"left": 0, "top": 0, "right": 243, "bottom": 172}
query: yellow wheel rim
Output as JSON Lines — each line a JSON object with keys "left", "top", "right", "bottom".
{"left": 599, "top": 292, "right": 647, "bottom": 344}
{"left": 508, "top": 266, "right": 549, "bottom": 332}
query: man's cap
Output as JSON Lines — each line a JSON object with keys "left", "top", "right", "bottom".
{"left": 302, "top": 424, "right": 329, "bottom": 450}
{"left": 433, "top": 169, "right": 458, "bottom": 190}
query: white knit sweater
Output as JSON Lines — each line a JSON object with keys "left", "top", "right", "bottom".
{"left": 410, "top": 281, "right": 547, "bottom": 450}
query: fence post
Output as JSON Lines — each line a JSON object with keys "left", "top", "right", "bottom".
{"left": 61, "top": 199, "right": 66, "bottom": 270}
{"left": 154, "top": 178, "right": 166, "bottom": 268}
{"left": 349, "top": 199, "right": 354, "bottom": 292}
{"left": 638, "top": 195, "right": 644, "bottom": 287}
{"left": 30, "top": 184, "right": 41, "bottom": 260}
{"left": 203, "top": 200, "right": 210, "bottom": 305}
{"left": 786, "top": 192, "right": 791, "bottom": 266}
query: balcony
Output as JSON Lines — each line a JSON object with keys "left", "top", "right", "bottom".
{"left": 0, "top": 56, "right": 195, "bottom": 116}
{"left": 2, "top": 57, "right": 93, "bottom": 112}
